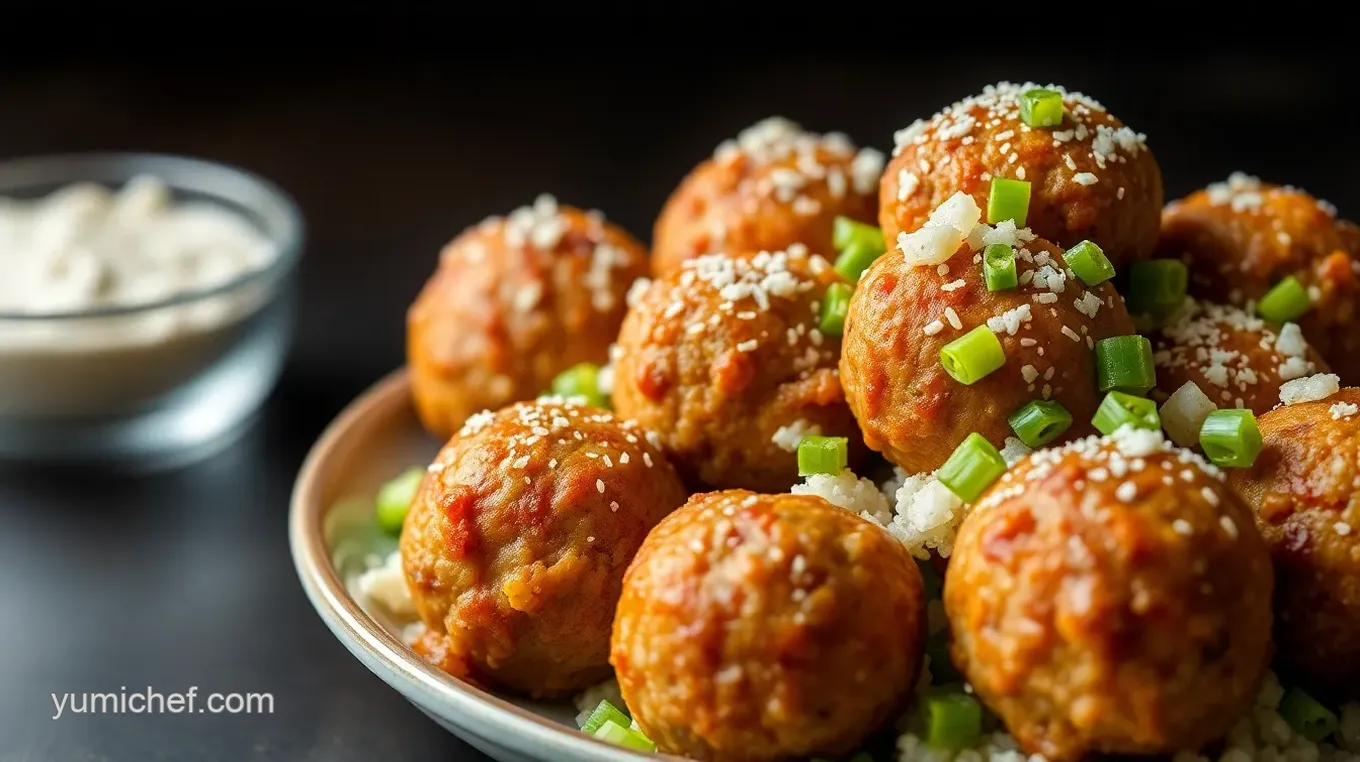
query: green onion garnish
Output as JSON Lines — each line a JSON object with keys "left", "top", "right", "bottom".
{"left": 593, "top": 719, "right": 656, "bottom": 752}
{"left": 1063, "top": 240, "right": 1116, "bottom": 286}
{"left": 1199, "top": 409, "right": 1263, "bottom": 468}
{"left": 820, "top": 282, "right": 852, "bottom": 336}
{"left": 1093, "top": 391, "right": 1160, "bottom": 436}
{"left": 1095, "top": 335, "right": 1157, "bottom": 396}
{"left": 551, "top": 363, "right": 608, "bottom": 408}
{"left": 983, "top": 243, "right": 1018, "bottom": 291}
{"left": 835, "top": 242, "right": 885, "bottom": 284}
{"left": 1019, "top": 88, "right": 1065, "bottom": 128}
{"left": 940, "top": 325, "right": 1006, "bottom": 385}
{"left": 798, "top": 436, "right": 848, "bottom": 476}
{"left": 987, "top": 178, "right": 1031, "bottom": 226}
{"left": 1278, "top": 688, "right": 1339, "bottom": 742}
{"left": 1008, "top": 400, "right": 1073, "bottom": 448}
{"left": 376, "top": 466, "right": 425, "bottom": 535}
{"left": 920, "top": 691, "right": 983, "bottom": 750}
{"left": 833, "top": 216, "right": 885, "bottom": 254}
{"left": 1258, "top": 275, "right": 1311, "bottom": 324}
{"left": 580, "top": 699, "right": 631, "bottom": 735}
{"left": 1126, "top": 259, "right": 1188, "bottom": 317}
{"left": 938, "top": 433, "right": 1007, "bottom": 503}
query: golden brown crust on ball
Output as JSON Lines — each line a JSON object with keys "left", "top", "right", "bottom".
{"left": 1228, "top": 388, "right": 1360, "bottom": 695}
{"left": 1153, "top": 301, "right": 1329, "bottom": 416}
{"left": 611, "top": 247, "right": 861, "bottom": 492}
{"left": 1157, "top": 175, "right": 1360, "bottom": 382}
{"left": 652, "top": 117, "right": 881, "bottom": 277}
{"left": 882, "top": 82, "right": 1162, "bottom": 267}
{"left": 408, "top": 196, "right": 649, "bottom": 437}
{"left": 840, "top": 230, "right": 1133, "bottom": 474}
{"left": 612, "top": 490, "right": 925, "bottom": 762}
{"left": 399, "top": 399, "right": 686, "bottom": 698}
{"left": 947, "top": 432, "right": 1273, "bottom": 761}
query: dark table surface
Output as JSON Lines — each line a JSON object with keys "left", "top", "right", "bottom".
{"left": 0, "top": 41, "right": 1355, "bottom": 761}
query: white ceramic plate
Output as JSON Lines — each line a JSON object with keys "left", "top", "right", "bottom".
{"left": 289, "top": 369, "right": 676, "bottom": 762}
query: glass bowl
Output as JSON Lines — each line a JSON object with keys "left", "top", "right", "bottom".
{"left": 0, "top": 153, "right": 304, "bottom": 469}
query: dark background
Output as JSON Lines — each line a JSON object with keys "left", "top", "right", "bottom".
{"left": 0, "top": 33, "right": 1354, "bottom": 761}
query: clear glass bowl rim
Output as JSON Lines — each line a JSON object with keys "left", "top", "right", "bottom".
{"left": 0, "top": 151, "right": 304, "bottom": 321}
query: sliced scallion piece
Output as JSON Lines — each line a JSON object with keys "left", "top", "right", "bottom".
{"left": 938, "top": 433, "right": 1007, "bottom": 503}
{"left": 987, "top": 178, "right": 1031, "bottom": 226}
{"left": 1278, "top": 688, "right": 1339, "bottom": 743}
{"left": 376, "top": 467, "right": 425, "bottom": 535}
{"left": 1092, "top": 391, "right": 1160, "bottom": 436}
{"left": 593, "top": 719, "right": 656, "bottom": 752}
{"left": 579, "top": 699, "right": 630, "bottom": 735}
{"left": 1199, "top": 409, "right": 1263, "bottom": 468}
{"left": 1063, "top": 240, "right": 1116, "bottom": 286}
{"left": 1257, "top": 275, "right": 1311, "bottom": 324}
{"left": 820, "top": 282, "right": 852, "bottom": 336}
{"left": 940, "top": 325, "right": 1006, "bottom": 385}
{"left": 984, "top": 243, "right": 1018, "bottom": 291}
{"left": 1008, "top": 400, "right": 1073, "bottom": 448}
{"left": 798, "top": 436, "right": 848, "bottom": 476}
{"left": 1019, "top": 88, "right": 1065, "bottom": 128}
{"left": 1095, "top": 335, "right": 1157, "bottom": 396}
{"left": 551, "top": 362, "right": 608, "bottom": 408}
{"left": 1126, "top": 259, "right": 1188, "bottom": 317}
{"left": 920, "top": 691, "right": 983, "bottom": 750}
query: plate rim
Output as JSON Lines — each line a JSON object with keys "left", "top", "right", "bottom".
{"left": 288, "top": 367, "right": 663, "bottom": 761}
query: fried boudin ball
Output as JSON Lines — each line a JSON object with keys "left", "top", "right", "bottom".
{"left": 611, "top": 246, "right": 860, "bottom": 492}
{"left": 881, "top": 82, "right": 1163, "bottom": 267}
{"left": 652, "top": 117, "right": 881, "bottom": 276}
{"left": 612, "top": 491, "right": 925, "bottom": 761}
{"left": 408, "top": 195, "right": 649, "bottom": 436}
{"left": 947, "top": 429, "right": 1273, "bottom": 761}
{"left": 1157, "top": 173, "right": 1360, "bottom": 381}
{"left": 1228, "top": 387, "right": 1360, "bottom": 695}
{"left": 841, "top": 197, "right": 1134, "bottom": 474}
{"left": 400, "top": 398, "right": 686, "bottom": 698}
{"left": 1153, "top": 300, "right": 1329, "bottom": 415}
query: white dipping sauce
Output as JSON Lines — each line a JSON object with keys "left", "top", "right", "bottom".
{"left": 0, "top": 175, "right": 273, "bottom": 314}
{"left": 0, "top": 176, "right": 282, "bottom": 417}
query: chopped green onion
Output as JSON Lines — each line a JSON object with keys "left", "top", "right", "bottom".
{"left": 940, "top": 325, "right": 1006, "bottom": 385}
{"left": 983, "top": 243, "right": 1018, "bottom": 291}
{"left": 376, "top": 467, "right": 425, "bottom": 535}
{"left": 938, "top": 433, "right": 1007, "bottom": 503}
{"left": 1095, "top": 335, "right": 1157, "bottom": 396}
{"left": 1008, "top": 400, "right": 1073, "bottom": 448}
{"left": 835, "top": 241, "right": 885, "bottom": 284}
{"left": 1063, "top": 240, "right": 1116, "bottom": 286}
{"left": 1019, "top": 88, "right": 1065, "bottom": 128}
{"left": 925, "top": 629, "right": 961, "bottom": 684}
{"left": 1092, "top": 391, "right": 1160, "bottom": 436}
{"left": 798, "top": 436, "right": 848, "bottom": 477}
{"left": 820, "top": 282, "right": 852, "bottom": 336}
{"left": 1199, "top": 409, "right": 1263, "bottom": 468}
{"left": 1126, "top": 259, "right": 1188, "bottom": 317}
{"left": 920, "top": 691, "right": 983, "bottom": 750}
{"left": 1278, "top": 688, "right": 1339, "bottom": 742}
{"left": 580, "top": 699, "right": 631, "bottom": 735}
{"left": 1258, "top": 276, "right": 1311, "bottom": 324}
{"left": 987, "top": 178, "right": 1031, "bottom": 225}
{"left": 551, "top": 363, "right": 608, "bottom": 408}
{"left": 833, "top": 216, "right": 885, "bottom": 253}
{"left": 593, "top": 719, "right": 656, "bottom": 752}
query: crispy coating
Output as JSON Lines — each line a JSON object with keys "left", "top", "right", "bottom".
{"left": 1228, "top": 388, "right": 1360, "bottom": 695}
{"left": 840, "top": 231, "right": 1133, "bottom": 473}
{"left": 611, "top": 247, "right": 860, "bottom": 492}
{"left": 652, "top": 117, "right": 881, "bottom": 277}
{"left": 882, "top": 82, "right": 1162, "bottom": 267}
{"left": 400, "top": 399, "right": 686, "bottom": 698}
{"left": 408, "top": 196, "right": 649, "bottom": 437}
{"left": 1153, "top": 301, "right": 1328, "bottom": 415}
{"left": 1157, "top": 174, "right": 1360, "bottom": 382}
{"left": 947, "top": 432, "right": 1273, "bottom": 761}
{"left": 612, "top": 490, "right": 925, "bottom": 761}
